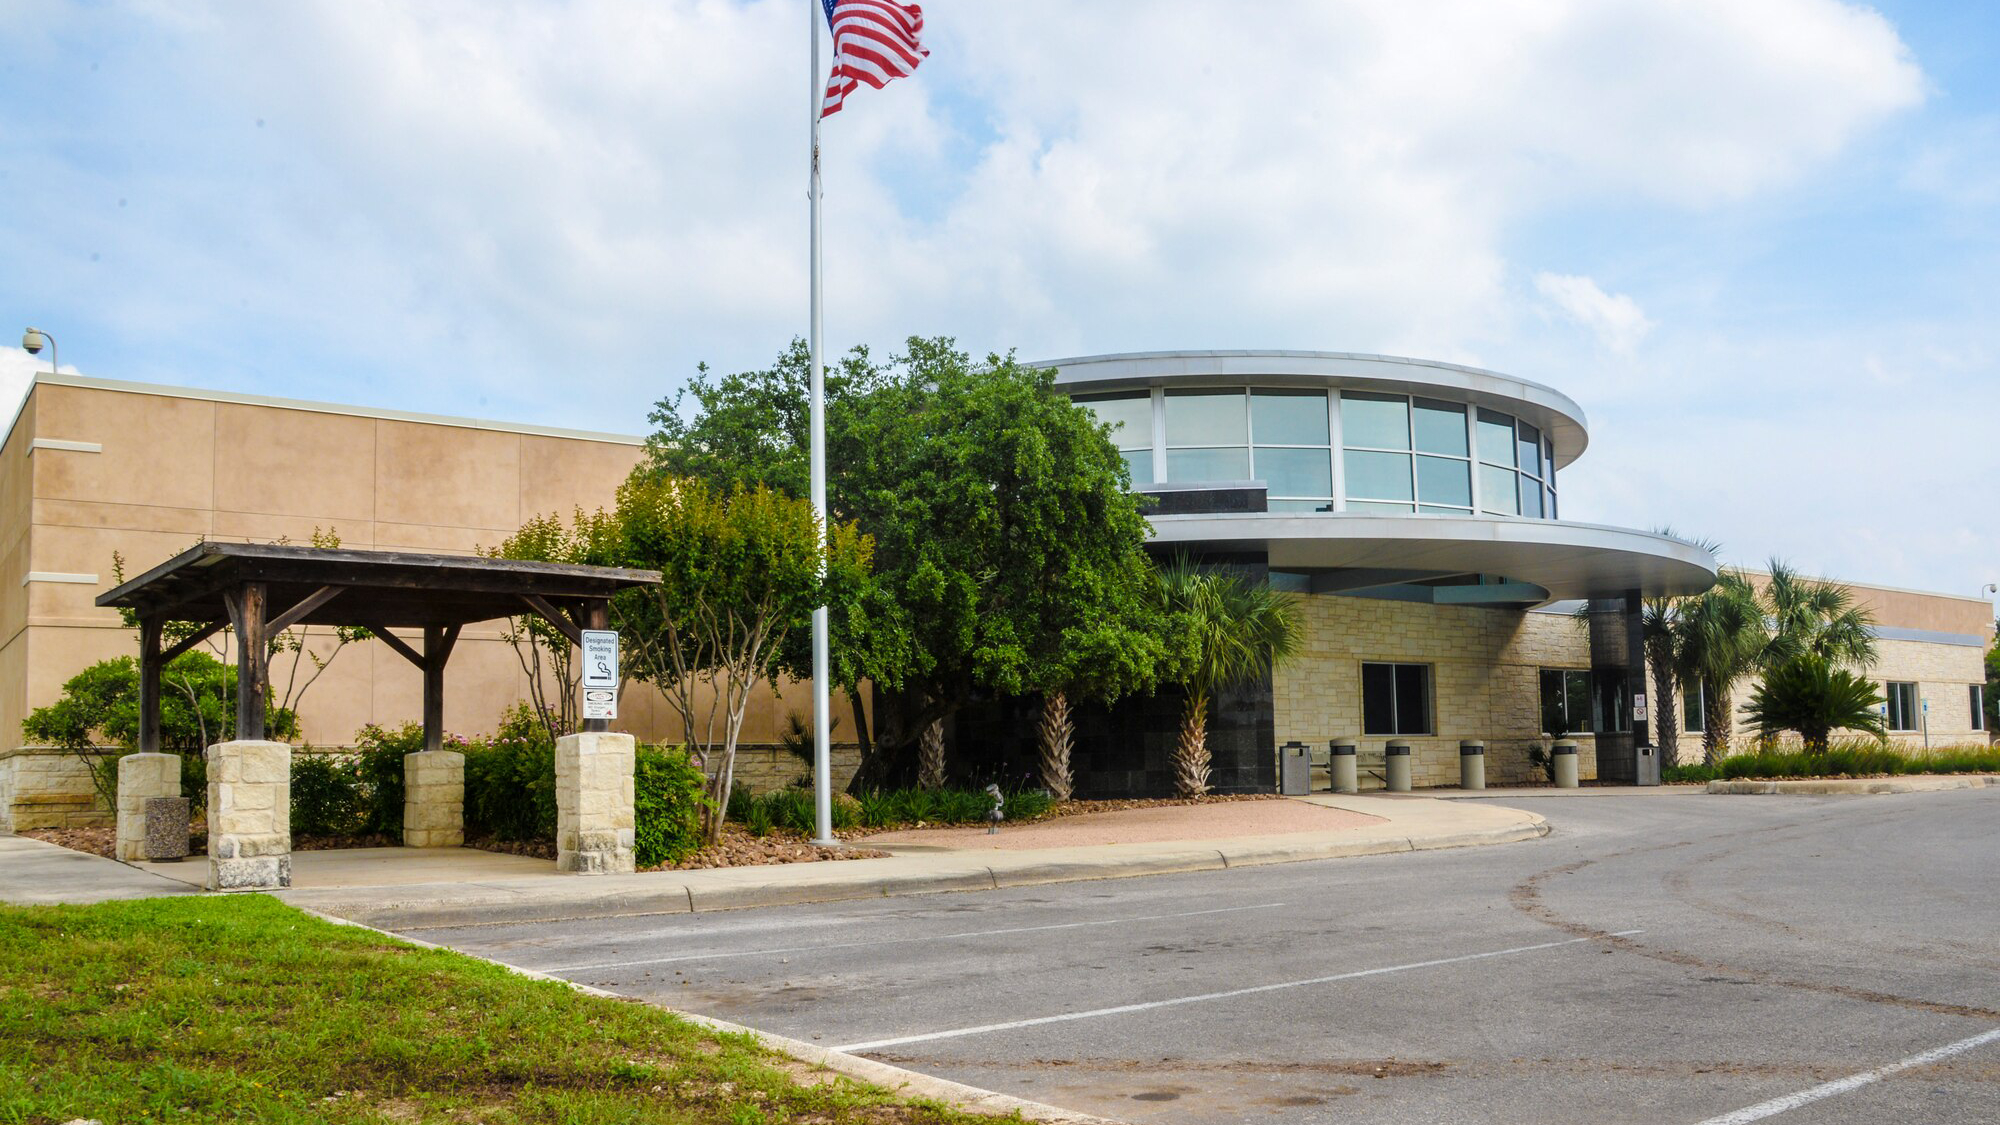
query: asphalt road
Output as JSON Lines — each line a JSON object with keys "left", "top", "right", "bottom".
{"left": 415, "top": 791, "right": 2000, "bottom": 1125}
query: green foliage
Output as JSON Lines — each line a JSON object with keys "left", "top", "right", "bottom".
{"left": 1155, "top": 559, "right": 1302, "bottom": 706}
{"left": 1743, "top": 654, "right": 1887, "bottom": 750}
{"left": 633, "top": 745, "right": 708, "bottom": 867}
{"left": 289, "top": 754, "right": 369, "bottom": 837}
{"left": 744, "top": 798, "right": 777, "bottom": 837}
{"left": 1758, "top": 560, "right": 1878, "bottom": 670}
{"left": 0, "top": 895, "right": 997, "bottom": 1125}
{"left": 1663, "top": 740, "right": 2000, "bottom": 782}
{"left": 1527, "top": 745, "right": 1559, "bottom": 784}
{"left": 1672, "top": 570, "right": 1767, "bottom": 760}
{"left": 353, "top": 722, "right": 427, "bottom": 835}
{"left": 462, "top": 726, "right": 558, "bottom": 845}
{"left": 1985, "top": 628, "right": 1998, "bottom": 734}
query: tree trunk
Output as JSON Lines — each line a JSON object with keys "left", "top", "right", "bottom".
{"left": 847, "top": 686, "right": 872, "bottom": 765}
{"left": 1037, "top": 692, "right": 1075, "bottom": 801}
{"left": 1651, "top": 661, "right": 1679, "bottom": 767}
{"left": 1702, "top": 677, "right": 1731, "bottom": 766}
{"left": 1173, "top": 693, "right": 1211, "bottom": 798}
{"left": 917, "top": 717, "right": 947, "bottom": 790}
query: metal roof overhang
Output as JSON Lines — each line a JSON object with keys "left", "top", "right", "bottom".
{"left": 1146, "top": 513, "right": 1718, "bottom": 603}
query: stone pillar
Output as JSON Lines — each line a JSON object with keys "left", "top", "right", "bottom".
{"left": 403, "top": 750, "right": 465, "bottom": 848}
{"left": 116, "top": 753, "right": 181, "bottom": 861}
{"left": 206, "top": 740, "right": 291, "bottom": 891}
{"left": 556, "top": 732, "right": 635, "bottom": 874}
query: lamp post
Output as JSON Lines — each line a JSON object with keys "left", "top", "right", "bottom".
{"left": 20, "top": 328, "right": 56, "bottom": 374}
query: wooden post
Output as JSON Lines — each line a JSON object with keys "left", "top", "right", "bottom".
{"left": 582, "top": 599, "right": 610, "bottom": 734}
{"left": 137, "top": 616, "right": 163, "bottom": 755}
{"left": 230, "top": 583, "right": 270, "bottom": 742}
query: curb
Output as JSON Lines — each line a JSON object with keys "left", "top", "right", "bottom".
{"left": 292, "top": 815, "right": 1549, "bottom": 931}
{"left": 1706, "top": 775, "right": 2000, "bottom": 796}
{"left": 303, "top": 908, "right": 1128, "bottom": 1125}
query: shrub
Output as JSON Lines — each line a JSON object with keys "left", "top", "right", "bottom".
{"left": 463, "top": 734, "right": 558, "bottom": 844}
{"left": 634, "top": 745, "right": 707, "bottom": 867}
{"left": 1666, "top": 739, "right": 2000, "bottom": 782}
{"left": 1742, "top": 655, "right": 1886, "bottom": 750}
{"left": 353, "top": 722, "right": 425, "bottom": 835}
{"left": 744, "top": 799, "right": 776, "bottom": 838}
{"left": 290, "top": 753, "right": 367, "bottom": 837}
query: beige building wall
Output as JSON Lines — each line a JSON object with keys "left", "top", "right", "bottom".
{"left": 2, "top": 375, "right": 846, "bottom": 830}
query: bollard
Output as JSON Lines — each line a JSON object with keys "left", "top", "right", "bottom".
{"left": 1553, "top": 739, "right": 1580, "bottom": 788}
{"left": 1459, "top": 741, "right": 1486, "bottom": 790}
{"left": 1385, "top": 741, "right": 1412, "bottom": 792}
{"left": 1330, "top": 740, "right": 1358, "bottom": 794}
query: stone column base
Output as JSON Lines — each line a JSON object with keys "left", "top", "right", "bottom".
{"left": 556, "top": 732, "right": 635, "bottom": 875}
{"left": 404, "top": 749, "right": 465, "bottom": 848}
{"left": 206, "top": 740, "right": 292, "bottom": 891}
{"left": 116, "top": 753, "right": 182, "bottom": 861}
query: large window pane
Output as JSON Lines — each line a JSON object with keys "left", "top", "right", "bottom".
{"left": 1416, "top": 455, "right": 1472, "bottom": 507}
{"left": 1412, "top": 398, "right": 1469, "bottom": 455}
{"left": 1165, "top": 390, "right": 1247, "bottom": 447}
{"left": 1166, "top": 447, "right": 1250, "bottom": 482}
{"left": 1121, "top": 449, "right": 1154, "bottom": 485}
{"left": 1418, "top": 504, "right": 1470, "bottom": 515}
{"left": 1519, "top": 475, "right": 1544, "bottom": 518}
{"left": 1477, "top": 409, "right": 1516, "bottom": 467}
{"left": 1362, "top": 663, "right": 1397, "bottom": 735}
{"left": 1251, "top": 390, "right": 1330, "bottom": 446}
{"left": 1350, "top": 500, "right": 1415, "bottom": 513}
{"left": 1517, "top": 421, "right": 1543, "bottom": 477}
{"left": 1269, "top": 498, "right": 1335, "bottom": 512}
{"left": 1342, "top": 392, "right": 1409, "bottom": 450}
{"left": 1566, "top": 671, "right": 1591, "bottom": 733}
{"left": 1345, "top": 450, "right": 1413, "bottom": 501}
{"left": 1254, "top": 447, "right": 1334, "bottom": 496}
{"left": 1395, "top": 665, "right": 1433, "bottom": 734}
{"left": 1076, "top": 393, "right": 1152, "bottom": 451}
{"left": 1479, "top": 464, "right": 1518, "bottom": 514}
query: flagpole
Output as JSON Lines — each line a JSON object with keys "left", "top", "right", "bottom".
{"left": 808, "top": 0, "right": 836, "bottom": 848}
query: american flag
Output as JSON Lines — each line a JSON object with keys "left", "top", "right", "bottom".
{"left": 821, "top": 0, "right": 928, "bottom": 118}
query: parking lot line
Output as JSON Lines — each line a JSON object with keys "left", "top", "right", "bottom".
{"left": 1692, "top": 1026, "right": 2000, "bottom": 1125}
{"left": 832, "top": 929, "right": 1644, "bottom": 1053}
{"left": 542, "top": 901, "right": 1291, "bottom": 973}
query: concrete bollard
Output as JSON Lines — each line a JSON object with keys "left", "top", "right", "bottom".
{"left": 403, "top": 750, "right": 466, "bottom": 848}
{"left": 1459, "top": 741, "right": 1486, "bottom": 790}
{"left": 116, "top": 752, "right": 182, "bottom": 861}
{"left": 206, "top": 740, "right": 292, "bottom": 891}
{"left": 1330, "top": 740, "right": 1358, "bottom": 794}
{"left": 1385, "top": 741, "right": 1412, "bottom": 792}
{"left": 556, "top": 732, "right": 636, "bottom": 874}
{"left": 1553, "top": 739, "right": 1580, "bottom": 788}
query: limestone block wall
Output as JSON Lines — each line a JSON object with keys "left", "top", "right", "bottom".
{"left": 1272, "top": 598, "right": 1601, "bottom": 787}
{"left": 115, "top": 752, "right": 180, "bottom": 861}
{"left": 722, "top": 743, "right": 862, "bottom": 795}
{"left": 0, "top": 747, "right": 108, "bottom": 831}
{"left": 404, "top": 750, "right": 465, "bottom": 848}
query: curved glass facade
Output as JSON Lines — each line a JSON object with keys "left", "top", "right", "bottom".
{"left": 1076, "top": 387, "right": 1561, "bottom": 519}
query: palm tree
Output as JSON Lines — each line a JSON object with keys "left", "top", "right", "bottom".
{"left": 1637, "top": 529, "right": 1721, "bottom": 767}
{"left": 1759, "top": 560, "right": 1878, "bottom": 670}
{"left": 1157, "top": 560, "right": 1302, "bottom": 797}
{"left": 1672, "top": 570, "right": 1767, "bottom": 764}
{"left": 1744, "top": 654, "right": 1887, "bottom": 750}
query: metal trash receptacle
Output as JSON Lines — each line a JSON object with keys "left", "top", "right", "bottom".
{"left": 1279, "top": 741, "right": 1310, "bottom": 795}
{"left": 1636, "top": 742, "right": 1661, "bottom": 786}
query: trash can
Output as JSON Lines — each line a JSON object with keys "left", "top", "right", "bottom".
{"left": 1385, "top": 741, "right": 1413, "bottom": 792}
{"left": 1279, "top": 741, "right": 1310, "bottom": 795}
{"left": 144, "top": 796, "right": 190, "bottom": 861}
{"left": 1553, "top": 739, "right": 1580, "bottom": 788}
{"left": 1459, "top": 741, "right": 1485, "bottom": 790}
{"left": 1330, "top": 740, "right": 1358, "bottom": 794}
{"left": 1635, "top": 742, "right": 1661, "bottom": 786}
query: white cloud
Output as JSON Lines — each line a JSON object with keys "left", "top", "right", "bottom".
{"left": 1534, "top": 273, "right": 1655, "bottom": 354}
{"left": 0, "top": 347, "right": 73, "bottom": 431}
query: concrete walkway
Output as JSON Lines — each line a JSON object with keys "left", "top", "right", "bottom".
{"left": 1707, "top": 774, "right": 2000, "bottom": 795}
{"left": 0, "top": 834, "right": 197, "bottom": 905}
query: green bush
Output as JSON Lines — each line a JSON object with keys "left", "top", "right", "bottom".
{"left": 353, "top": 722, "right": 426, "bottom": 835}
{"left": 463, "top": 733, "right": 558, "bottom": 844}
{"left": 1665, "top": 740, "right": 2000, "bottom": 782}
{"left": 290, "top": 754, "right": 367, "bottom": 837}
{"left": 843, "top": 786, "right": 1048, "bottom": 830}
{"left": 634, "top": 745, "right": 707, "bottom": 867}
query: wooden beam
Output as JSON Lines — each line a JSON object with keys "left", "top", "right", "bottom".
{"left": 158, "top": 619, "right": 226, "bottom": 665}
{"left": 138, "top": 617, "right": 163, "bottom": 756}
{"left": 228, "top": 582, "right": 269, "bottom": 742}
{"left": 520, "top": 594, "right": 584, "bottom": 646}
{"left": 422, "top": 625, "right": 447, "bottom": 754}
{"left": 265, "top": 585, "right": 344, "bottom": 635}
{"left": 357, "top": 621, "right": 426, "bottom": 668}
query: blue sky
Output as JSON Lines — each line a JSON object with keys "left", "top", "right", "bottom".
{"left": 2, "top": 0, "right": 1995, "bottom": 606}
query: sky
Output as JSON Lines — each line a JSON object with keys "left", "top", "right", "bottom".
{"left": 2, "top": 0, "right": 1995, "bottom": 607}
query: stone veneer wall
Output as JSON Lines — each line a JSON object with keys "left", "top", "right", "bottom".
{"left": 1272, "top": 597, "right": 1601, "bottom": 787}
{"left": 0, "top": 747, "right": 109, "bottom": 831}
{"left": 722, "top": 743, "right": 863, "bottom": 795}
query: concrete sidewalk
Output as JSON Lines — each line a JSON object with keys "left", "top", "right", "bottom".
{"left": 0, "top": 834, "right": 198, "bottom": 905}
{"left": 276, "top": 794, "right": 1547, "bottom": 930}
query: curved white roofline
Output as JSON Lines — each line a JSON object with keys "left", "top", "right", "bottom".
{"left": 1032, "top": 349, "right": 1590, "bottom": 468}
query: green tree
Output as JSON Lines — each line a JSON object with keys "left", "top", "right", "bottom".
{"left": 1156, "top": 560, "right": 1302, "bottom": 797}
{"left": 504, "top": 480, "right": 872, "bottom": 843}
{"left": 1672, "top": 570, "right": 1767, "bottom": 764}
{"left": 1986, "top": 624, "right": 1998, "bottom": 736}
{"left": 1758, "top": 560, "right": 1878, "bottom": 670}
{"left": 1743, "top": 654, "right": 1888, "bottom": 750}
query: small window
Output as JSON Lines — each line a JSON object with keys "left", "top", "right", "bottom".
{"left": 1885, "top": 681, "right": 1918, "bottom": 731}
{"left": 1973, "top": 685, "right": 1987, "bottom": 733}
{"left": 1078, "top": 392, "right": 1154, "bottom": 485}
{"left": 1539, "top": 669, "right": 1591, "bottom": 735}
{"left": 1683, "top": 682, "right": 1705, "bottom": 733}
{"left": 1593, "top": 669, "right": 1632, "bottom": 733}
{"left": 1362, "top": 663, "right": 1432, "bottom": 735}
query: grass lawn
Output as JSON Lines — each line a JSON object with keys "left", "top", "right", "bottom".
{"left": 0, "top": 895, "right": 1002, "bottom": 1125}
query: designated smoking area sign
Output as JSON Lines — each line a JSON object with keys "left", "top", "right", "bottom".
{"left": 581, "top": 629, "right": 619, "bottom": 720}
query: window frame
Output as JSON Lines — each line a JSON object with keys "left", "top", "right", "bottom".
{"left": 1362, "top": 661, "right": 1434, "bottom": 736}
{"left": 1972, "top": 684, "right": 1986, "bottom": 733}
{"left": 1885, "top": 681, "right": 1919, "bottom": 732}
{"left": 1682, "top": 681, "right": 1706, "bottom": 734}
{"left": 1539, "top": 668, "right": 1593, "bottom": 736}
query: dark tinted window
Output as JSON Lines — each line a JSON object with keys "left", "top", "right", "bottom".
{"left": 1363, "top": 662, "right": 1431, "bottom": 735}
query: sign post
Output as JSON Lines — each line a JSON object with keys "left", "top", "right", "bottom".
{"left": 581, "top": 629, "right": 619, "bottom": 722}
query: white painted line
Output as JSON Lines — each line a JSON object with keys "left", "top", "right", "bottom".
{"left": 1693, "top": 1026, "right": 2000, "bottom": 1125}
{"left": 833, "top": 929, "right": 1644, "bottom": 1054}
{"left": 544, "top": 902, "right": 1292, "bottom": 974}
